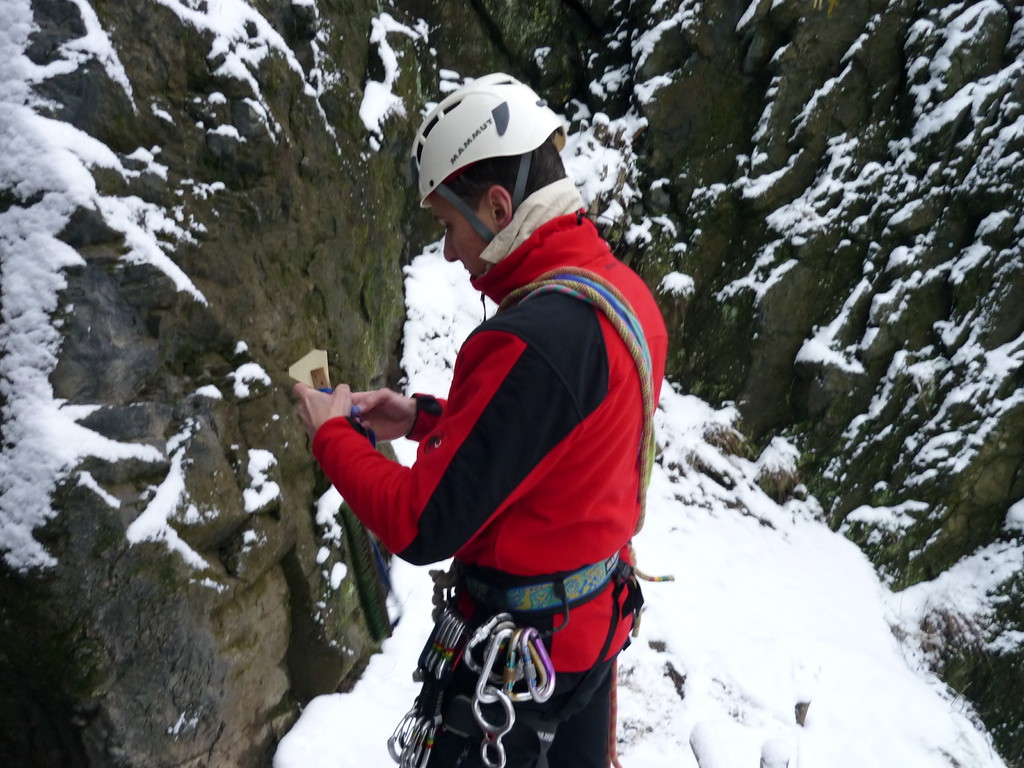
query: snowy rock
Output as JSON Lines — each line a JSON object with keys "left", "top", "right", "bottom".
{"left": 1, "top": 0, "right": 409, "bottom": 764}
{"left": 760, "top": 736, "right": 792, "bottom": 768}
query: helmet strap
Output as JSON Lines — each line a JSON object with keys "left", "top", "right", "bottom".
{"left": 436, "top": 183, "right": 496, "bottom": 243}
{"left": 511, "top": 153, "right": 532, "bottom": 209}
{"left": 432, "top": 150, "right": 532, "bottom": 243}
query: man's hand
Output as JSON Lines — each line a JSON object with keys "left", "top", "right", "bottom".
{"left": 293, "top": 383, "right": 353, "bottom": 440}
{"left": 350, "top": 388, "right": 417, "bottom": 441}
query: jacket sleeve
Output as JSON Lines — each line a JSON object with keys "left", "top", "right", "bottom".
{"left": 311, "top": 294, "right": 608, "bottom": 565}
{"left": 406, "top": 394, "right": 445, "bottom": 442}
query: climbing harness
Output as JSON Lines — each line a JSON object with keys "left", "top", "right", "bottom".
{"left": 463, "top": 553, "right": 622, "bottom": 614}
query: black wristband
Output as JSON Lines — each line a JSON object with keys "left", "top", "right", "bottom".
{"left": 405, "top": 394, "right": 443, "bottom": 438}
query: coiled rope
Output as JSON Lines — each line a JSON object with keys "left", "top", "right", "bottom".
{"left": 499, "top": 266, "right": 656, "bottom": 534}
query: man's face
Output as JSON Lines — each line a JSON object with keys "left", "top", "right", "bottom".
{"left": 426, "top": 193, "right": 494, "bottom": 277}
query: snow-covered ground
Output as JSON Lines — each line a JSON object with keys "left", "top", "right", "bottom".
{"left": 274, "top": 246, "right": 1007, "bottom": 768}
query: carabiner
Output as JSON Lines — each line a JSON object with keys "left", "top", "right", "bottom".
{"left": 503, "top": 628, "right": 523, "bottom": 694}
{"left": 464, "top": 612, "right": 513, "bottom": 673}
{"left": 388, "top": 707, "right": 421, "bottom": 764}
{"left": 430, "top": 610, "right": 467, "bottom": 679}
{"left": 402, "top": 718, "right": 435, "bottom": 768}
{"left": 522, "top": 629, "right": 555, "bottom": 702}
{"left": 472, "top": 626, "right": 516, "bottom": 742}
{"left": 474, "top": 627, "right": 513, "bottom": 705}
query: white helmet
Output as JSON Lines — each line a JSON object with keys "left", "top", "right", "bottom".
{"left": 410, "top": 73, "right": 567, "bottom": 209}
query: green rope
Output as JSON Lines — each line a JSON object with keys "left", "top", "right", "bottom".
{"left": 340, "top": 503, "right": 392, "bottom": 642}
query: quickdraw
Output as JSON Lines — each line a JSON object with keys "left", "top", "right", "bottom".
{"left": 388, "top": 609, "right": 469, "bottom": 768}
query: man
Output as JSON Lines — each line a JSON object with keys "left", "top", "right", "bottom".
{"left": 293, "top": 73, "right": 668, "bottom": 767}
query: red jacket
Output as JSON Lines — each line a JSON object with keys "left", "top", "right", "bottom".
{"left": 313, "top": 212, "right": 668, "bottom": 671}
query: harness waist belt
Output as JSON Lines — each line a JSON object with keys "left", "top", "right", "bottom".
{"left": 463, "top": 553, "right": 621, "bottom": 613}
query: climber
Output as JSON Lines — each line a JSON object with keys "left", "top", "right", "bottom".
{"left": 292, "top": 72, "right": 668, "bottom": 768}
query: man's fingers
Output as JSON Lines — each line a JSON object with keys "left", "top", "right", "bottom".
{"left": 351, "top": 388, "right": 385, "bottom": 410}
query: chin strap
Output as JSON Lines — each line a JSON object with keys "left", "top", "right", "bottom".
{"left": 436, "top": 152, "right": 533, "bottom": 244}
{"left": 436, "top": 183, "right": 496, "bottom": 243}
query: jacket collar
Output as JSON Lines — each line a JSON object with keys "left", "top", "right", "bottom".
{"left": 471, "top": 211, "right": 609, "bottom": 305}
{"left": 478, "top": 178, "right": 585, "bottom": 267}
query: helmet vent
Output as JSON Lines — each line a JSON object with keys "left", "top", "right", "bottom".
{"left": 492, "top": 102, "right": 510, "bottom": 136}
{"left": 421, "top": 114, "right": 441, "bottom": 142}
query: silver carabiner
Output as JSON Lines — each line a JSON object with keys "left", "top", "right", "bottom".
{"left": 472, "top": 627, "right": 516, "bottom": 768}
{"left": 402, "top": 718, "right": 435, "bottom": 768}
{"left": 388, "top": 707, "right": 420, "bottom": 764}
{"left": 430, "top": 610, "right": 467, "bottom": 678}
{"left": 464, "top": 612, "right": 513, "bottom": 673}
{"left": 474, "top": 627, "right": 513, "bottom": 705}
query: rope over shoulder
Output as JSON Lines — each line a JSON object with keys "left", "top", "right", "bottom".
{"left": 498, "top": 267, "right": 656, "bottom": 533}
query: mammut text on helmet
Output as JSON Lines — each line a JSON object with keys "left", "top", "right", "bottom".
{"left": 449, "top": 115, "right": 494, "bottom": 167}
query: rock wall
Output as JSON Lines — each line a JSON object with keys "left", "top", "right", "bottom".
{"left": 615, "top": 0, "right": 1024, "bottom": 761}
{"left": 2, "top": 1, "right": 414, "bottom": 765}
{"left": 1, "top": 0, "right": 1022, "bottom": 766}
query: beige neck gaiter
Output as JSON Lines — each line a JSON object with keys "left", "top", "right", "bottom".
{"left": 479, "top": 178, "right": 585, "bottom": 266}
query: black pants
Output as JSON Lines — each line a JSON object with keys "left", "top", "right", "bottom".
{"left": 425, "top": 657, "right": 614, "bottom": 768}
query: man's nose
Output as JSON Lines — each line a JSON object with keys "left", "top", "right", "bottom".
{"left": 442, "top": 236, "right": 456, "bottom": 262}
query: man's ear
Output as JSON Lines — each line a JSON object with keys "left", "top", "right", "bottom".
{"left": 484, "top": 185, "right": 514, "bottom": 230}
